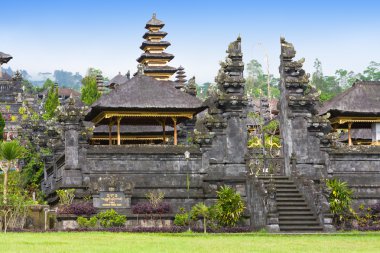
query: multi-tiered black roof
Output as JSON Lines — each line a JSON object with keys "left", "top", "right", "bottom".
{"left": 174, "top": 66, "right": 187, "bottom": 89}
{"left": 137, "top": 14, "right": 177, "bottom": 80}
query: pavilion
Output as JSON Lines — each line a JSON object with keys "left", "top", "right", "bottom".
{"left": 319, "top": 81, "right": 380, "bottom": 145}
{"left": 85, "top": 74, "right": 206, "bottom": 145}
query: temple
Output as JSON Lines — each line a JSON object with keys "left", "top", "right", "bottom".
{"left": 13, "top": 15, "right": 376, "bottom": 232}
{"left": 319, "top": 81, "right": 380, "bottom": 145}
{"left": 136, "top": 14, "right": 177, "bottom": 80}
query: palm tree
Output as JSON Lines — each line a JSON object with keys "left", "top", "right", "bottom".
{"left": 191, "top": 202, "right": 210, "bottom": 233}
{"left": 0, "top": 141, "right": 25, "bottom": 205}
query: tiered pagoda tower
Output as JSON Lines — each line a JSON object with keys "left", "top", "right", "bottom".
{"left": 174, "top": 65, "right": 187, "bottom": 89}
{"left": 137, "top": 14, "right": 177, "bottom": 80}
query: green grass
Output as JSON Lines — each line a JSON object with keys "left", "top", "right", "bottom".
{"left": 0, "top": 232, "right": 379, "bottom": 253}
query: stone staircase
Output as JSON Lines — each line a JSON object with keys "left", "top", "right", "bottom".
{"left": 259, "top": 175, "right": 323, "bottom": 232}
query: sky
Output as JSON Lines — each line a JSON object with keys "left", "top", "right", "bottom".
{"left": 1, "top": 0, "right": 380, "bottom": 83}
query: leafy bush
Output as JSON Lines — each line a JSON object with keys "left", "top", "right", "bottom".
{"left": 145, "top": 190, "right": 165, "bottom": 208}
{"left": 215, "top": 186, "right": 245, "bottom": 227}
{"left": 132, "top": 202, "right": 170, "bottom": 215}
{"left": 77, "top": 216, "right": 98, "bottom": 228}
{"left": 58, "top": 202, "right": 96, "bottom": 216}
{"left": 173, "top": 207, "right": 190, "bottom": 226}
{"left": 56, "top": 189, "right": 75, "bottom": 205}
{"left": 190, "top": 203, "right": 210, "bottom": 233}
{"left": 96, "top": 209, "right": 126, "bottom": 228}
{"left": 326, "top": 178, "right": 353, "bottom": 224}
{"left": 371, "top": 203, "right": 380, "bottom": 215}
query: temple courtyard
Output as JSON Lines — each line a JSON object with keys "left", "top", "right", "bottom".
{"left": 0, "top": 232, "right": 379, "bottom": 253}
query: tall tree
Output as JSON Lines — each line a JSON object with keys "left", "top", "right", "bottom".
{"left": 80, "top": 68, "right": 102, "bottom": 105}
{"left": 0, "top": 141, "right": 25, "bottom": 204}
{"left": 335, "top": 69, "right": 356, "bottom": 90}
{"left": 43, "top": 85, "right": 59, "bottom": 119}
{"left": 362, "top": 61, "right": 380, "bottom": 81}
{"left": 0, "top": 113, "right": 4, "bottom": 141}
{"left": 311, "top": 58, "right": 342, "bottom": 102}
{"left": 42, "top": 78, "right": 55, "bottom": 90}
{"left": 245, "top": 59, "right": 280, "bottom": 98}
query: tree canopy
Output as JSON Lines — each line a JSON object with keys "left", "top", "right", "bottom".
{"left": 43, "top": 84, "right": 59, "bottom": 120}
{"left": 80, "top": 68, "right": 102, "bottom": 105}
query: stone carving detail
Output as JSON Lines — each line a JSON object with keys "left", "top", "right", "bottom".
{"left": 92, "top": 175, "right": 135, "bottom": 195}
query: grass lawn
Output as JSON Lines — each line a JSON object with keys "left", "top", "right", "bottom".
{"left": 0, "top": 231, "right": 379, "bottom": 253}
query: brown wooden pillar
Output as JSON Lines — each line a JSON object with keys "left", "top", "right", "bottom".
{"left": 108, "top": 123, "right": 113, "bottom": 145}
{"left": 162, "top": 119, "right": 166, "bottom": 144}
{"left": 117, "top": 117, "right": 121, "bottom": 145}
{"left": 172, "top": 117, "right": 177, "bottom": 145}
{"left": 348, "top": 122, "right": 353, "bottom": 146}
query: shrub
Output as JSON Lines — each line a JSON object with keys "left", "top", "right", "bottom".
{"left": 326, "top": 178, "right": 353, "bottom": 224}
{"left": 132, "top": 202, "right": 170, "bottom": 215}
{"left": 173, "top": 207, "right": 190, "bottom": 226}
{"left": 215, "top": 185, "right": 245, "bottom": 227}
{"left": 96, "top": 209, "right": 126, "bottom": 228}
{"left": 77, "top": 216, "right": 98, "bottom": 228}
{"left": 371, "top": 203, "right": 380, "bottom": 215}
{"left": 56, "top": 189, "right": 75, "bottom": 205}
{"left": 190, "top": 203, "right": 210, "bottom": 233}
{"left": 58, "top": 202, "right": 96, "bottom": 216}
{"left": 145, "top": 190, "right": 165, "bottom": 208}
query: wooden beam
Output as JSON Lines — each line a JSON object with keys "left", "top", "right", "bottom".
{"left": 172, "top": 117, "right": 177, "bottom": 145}
{"left": 348, "top": 122, "right": 353, "bottom": 146}
{"left": 117, "top": 117, "right": 121, "bottom": 145}
{"left": 108, "top": 124, "right": 112, "bottom": 145}
{"left": 162, "top": 119, "right": 166, "bottom": 144}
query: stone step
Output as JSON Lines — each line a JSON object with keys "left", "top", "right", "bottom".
{"left": 277, "top": 202, "right": 308, "bottom": 207}
{"left": 279, "top": 220, "right": 320, "bottom": 225}
{"left": 277, "top": 198, "right": 305, "bottom": 202}
{"left": 277, "top": 206, "right": 311, "bottom": 211}
{"left": 279, "top": 216, "right": 318, "bottom": 221}
{"left": 264, "top": 184, "right": 297, "bottom": 189}
{"left": 280, "top": 225, "right": 323, "bottom": 231}
{"left": 262, "top": 180, "right": 294, "bottom": 184}
{"left": 276, "top": 193, "right": 303, "bottom": 197}
{"left": 258, "top": 176, "right": 289, "bottom": 180}
{"left": 278, "top": 211, "right": 315, "bottom": 216}
{"left": 275, "top": 189, "right": 299, "bottom": 193}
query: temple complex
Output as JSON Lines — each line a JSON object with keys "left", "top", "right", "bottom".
{"left": 136, "top": 14, "right": 177, "bottom": 80}
{"left": 7, "top": 14, "right": 374, "bottom": 232}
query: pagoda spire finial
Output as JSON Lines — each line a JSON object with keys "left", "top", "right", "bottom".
{"left": 137, "top": 14, "right": 177, "bottom": 81}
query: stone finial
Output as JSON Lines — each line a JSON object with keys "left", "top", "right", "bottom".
{"left": 137, "top": 64, "right": 145, "bottom": 75}
{"left": 126, "top": 70, "right": 131, "bottom": 80}
{"left": 185, "top": 76, "right": 197, "bottom": 96}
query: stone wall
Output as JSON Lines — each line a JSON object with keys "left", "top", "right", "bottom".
{"left": 328, "top": 147, "right": 380, "bottom": 208}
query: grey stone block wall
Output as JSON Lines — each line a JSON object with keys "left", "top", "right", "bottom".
{"left": 328, "top": 151, "right": 380, "bottom": 208}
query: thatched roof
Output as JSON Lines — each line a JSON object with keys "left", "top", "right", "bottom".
{"left": 58, "top": 88, "right": 80, "bottom": 97}
{"left": 108, "top": 74, "right": 130, "bottom": 86}
{"left": 319, "top": 81, "right": 380, "bottom": 117}
{"left": 0, "top": 52, "right": 12, "bottom": 64}
{"left": 145, "top": 13, "right": 164, "bottom": 29}
{"left": 85, "top": 75, "right": 206, "bottom": 121}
